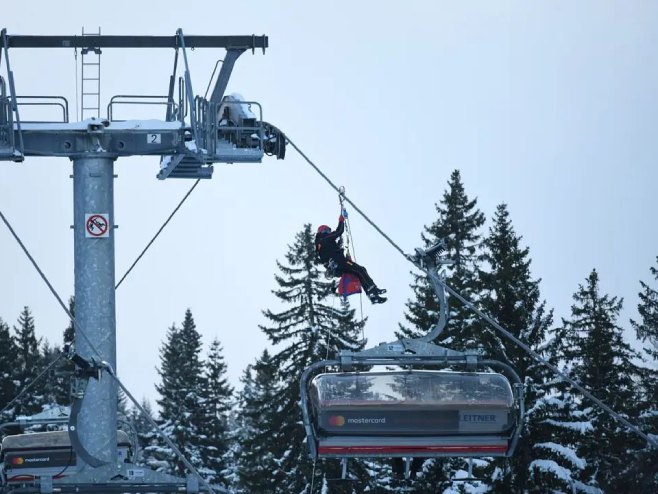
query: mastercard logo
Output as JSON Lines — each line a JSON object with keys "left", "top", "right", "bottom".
{"left": 11, "top": 457, "right": 24, "bottom": 465}
{"left": 328, "top": 415, "right": 345, "bottom": 427}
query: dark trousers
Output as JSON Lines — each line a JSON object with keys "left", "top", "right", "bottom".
{"left": 336, "top": 258, "right": 375, "bottom": 291}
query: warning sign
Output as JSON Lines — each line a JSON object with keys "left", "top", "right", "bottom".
{"left": 85, "top": 213, "right": 110, "bottom": 238}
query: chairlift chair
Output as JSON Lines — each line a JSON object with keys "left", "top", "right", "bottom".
{"left": 300, "top": 241, "right": 524, "bottom": 467}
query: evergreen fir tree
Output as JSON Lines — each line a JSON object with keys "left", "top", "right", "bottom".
{"left": 629, "top": 257, "right": 658, "bottom": 492}
{"left": 150, "top": 309, "right": 206, "bottom": 477}
{"left": 528, "top": 391, "right": 594, "bottom": 493}
{"left": 220, "top": 408, "right": 241, "bottom": 491}
{"left": 117, "top": 388, "right": 130, "bottom": 422}
{"left": 63, "top": 297, "right": 75, "bottom": 346}
{"left": 530, "top": 270, "right": 642, "bottom": 493}
{"left": 477, "top": 203, "right": 554, "bottom": 492}
{"left": 51, "top": 297, "right": 75, "bottom": 405}
{"left": 258, "top": 224, "right": 367, "bottom": 493}
{"left": 13, "top": 307, "right": 44, "bottom": 415}
{"left": 478, "top": 203, "right": 550, "bottom": 363}
{"left": 198, "top": 338, "right": 233, "bottom": 487}
{"left": 234, "top": 351, "right": 286, "bottom": 492}
{"left": 0, "top": 317, "right": 19, "bottom": 419}
{"left": 39, "top": 340, "right": 66, "bottom": 407}
{"left": 127, "top": 398, "right": 156, "bottom": 464}
{"left": 632, "top": 256, "right": 658, "bottom": 391}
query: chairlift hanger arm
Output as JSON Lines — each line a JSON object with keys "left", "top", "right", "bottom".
{"left": 408, "top": 239, "right": 452, "bottom": 341}
{"left": 3, "top": 33, "right": 268, "bottom": 50}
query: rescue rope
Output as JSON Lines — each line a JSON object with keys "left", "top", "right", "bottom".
{"left": 337, "top": 187, "right": 355, "bottom": 260}
{"left": 286, "top": 135, "right": 658, "bottom": 451}
{"left": 309, "top": 457, "right": 318, "bottom": 494}
{"left": 337, "top": 187, "right": 366, "bottom": 339}
{"left": 326, "top": 296, "right": 335, "bottom": 361}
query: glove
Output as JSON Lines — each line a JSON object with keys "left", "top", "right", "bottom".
{"left": 339, "top": 214, "right": 345, "bottom": 223}
{"left": 341, "top": 208, "right": 348, "bottom": 218}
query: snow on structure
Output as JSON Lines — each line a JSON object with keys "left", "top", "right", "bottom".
{"left": 535, "top": 442, "right": 587, "bottom": 469}
{"left": 441, "top": 472, "right": 488, "bottom": 494}
{"left": 543, "top": 419, "right": 594, "bottom": 434}
{"left": 530, "top": 460, "right": 604, "bottom": 494}
{"left": 529, "top": 459, "right": 573, "bottom": 482}
{"left": 19, "top": 118, "right": 183, "bottom": 131}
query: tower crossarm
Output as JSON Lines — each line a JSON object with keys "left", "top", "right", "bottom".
{"left": 14, "top": 119, "right": 190, "bottom": 158}
{"left": 4, "top": 34, "right": 268, "bottom": 50}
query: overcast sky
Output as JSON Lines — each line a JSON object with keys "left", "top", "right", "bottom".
{"left": 1, "top": 1, "right": 657, "bottom": 407}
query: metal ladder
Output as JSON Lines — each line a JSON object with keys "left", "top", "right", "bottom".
{"left": 80, "top": 27, "right": 101, "bottom": 120}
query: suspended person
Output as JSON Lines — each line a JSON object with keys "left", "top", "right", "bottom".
{"left": 315, "top": 213, "right": 387, "bottom": 304}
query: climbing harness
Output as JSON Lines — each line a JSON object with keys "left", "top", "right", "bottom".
{"left": 323, "top": 258, "right": 340, "bottom": 279}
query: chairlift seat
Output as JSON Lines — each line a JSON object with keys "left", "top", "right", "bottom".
{"left": 307, "top": 371, "right": 519, "bottom": 458}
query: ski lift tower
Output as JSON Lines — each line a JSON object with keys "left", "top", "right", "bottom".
{"left": 0, "top": 28, "right": 284, "bottom": 494}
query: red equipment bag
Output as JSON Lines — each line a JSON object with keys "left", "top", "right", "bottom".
{"left": 338, "top": 273, "right": 362, "bottom": 299}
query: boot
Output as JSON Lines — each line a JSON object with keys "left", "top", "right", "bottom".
{"left": 369, "top": 293, "right": 387, "bottom": 304}
{"left": 366, "top": 285, "right": 387, "bottom": 304}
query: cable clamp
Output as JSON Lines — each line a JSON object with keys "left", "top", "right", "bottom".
{"left": 64, "top": 344, "right": 103, "bottom": 381}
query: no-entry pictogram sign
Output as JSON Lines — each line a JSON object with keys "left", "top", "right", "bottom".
{"left": 85, "top": 213, "right": 110, "bottom": 238}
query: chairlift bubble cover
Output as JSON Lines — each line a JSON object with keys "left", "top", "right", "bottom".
{"left": 310, "top": 371, "right": 516, "bottom": 437}
{"left": 1, "top": 431, "right": 131, "bottom": 483}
